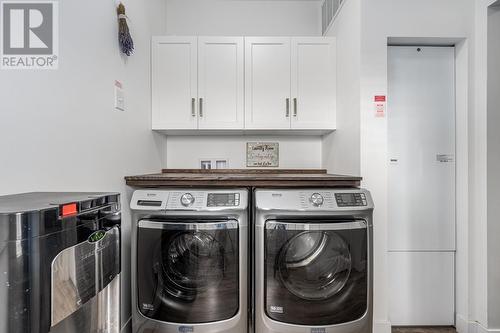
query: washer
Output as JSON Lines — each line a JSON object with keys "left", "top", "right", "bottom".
{"left": 131, "top": 189, "right": 248, "bottom": 333}
{"left": 254, "top": 188, "right": 373, "bottom": 333}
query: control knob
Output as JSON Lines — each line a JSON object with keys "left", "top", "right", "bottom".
{"left": 310, "top": 193, "right": 324, "bottom": 207}
{"left": 180, "top": 193, "right": 195, "bottom": 207}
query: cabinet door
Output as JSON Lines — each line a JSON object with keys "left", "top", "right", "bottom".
{"left": 245, "top": 37, "right": 291, "bottom": 129}
{"left": 291, "top": 37, "right": 336, "bottom": 129}
{"left": 152, "top": 36, "right": 198, "bottom": 130}
{"left": 198, "top": 37, "right": 244, "bottom": 129}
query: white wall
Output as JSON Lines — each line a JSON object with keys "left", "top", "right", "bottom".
{"left": 166, "top": 136, "right": 322, "bottom": 168}
{"left": 471, "top": 1, "right": 498, "bottom": 331}
{"left": 322, "top": 0, "right": 361, "bottom": 176}
{"left": 486, "top": 2, "right": 500, "bottom": 329}
{"left": 165, "top": 0, "right": 322, "bottom": 36}
{"left": 357, "top": 1, "right": 473, "bottom": 332}
{"left": 0, "top": 0, "right": 166, "bottom": 329}
{"left": 487, "top": 5, "right": 500, "bottom": 327}
{"left": 163, "top": 0, "right": 324, "bottom": 170}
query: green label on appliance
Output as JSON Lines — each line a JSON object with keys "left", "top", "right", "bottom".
{"left": 88, "top": 230, "right": 106, "bottom": 243}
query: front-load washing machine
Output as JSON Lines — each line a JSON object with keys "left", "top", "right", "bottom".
{"left": 254, "top": 188, "right": 373, "bottom": 333}
{"left": 131, "top": 189, "right": 248, "bottom": 333}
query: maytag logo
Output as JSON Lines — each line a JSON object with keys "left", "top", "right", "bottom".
{"left": 311, "top": 328, "right": 326, "bottom": 333}
{"left": 1, "top": 1, "right": 58, "bottom": 69}
{"left": 178, "top": 326, "right": 194, "bottom": 333}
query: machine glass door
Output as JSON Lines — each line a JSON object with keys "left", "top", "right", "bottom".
{"left": 137, "top": 219, "right": 239, "bottom": 323}
{"left": 265, "top": 220, "right": 368, "bottom": 325}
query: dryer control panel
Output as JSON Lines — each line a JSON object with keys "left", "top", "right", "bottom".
{"left": 254, "top": 189, "right": 373, "bottom": 211}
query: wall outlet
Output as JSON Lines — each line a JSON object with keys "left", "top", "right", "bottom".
{"left": 200, "top": 160, "right": 212, "bottom": 170}
{"left": 199, "top": 159, "right": 229, "bottom": 169}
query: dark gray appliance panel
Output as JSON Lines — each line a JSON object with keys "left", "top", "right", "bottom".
{"left": 137, "top": 220, "right": 239, "bottom": 324}
{"left": 264, "top": 220, "right": 368, "bottom": 326}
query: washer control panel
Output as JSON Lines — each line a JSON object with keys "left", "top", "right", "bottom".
{"left": 168, "top": 192, "right": 205, "bottom": 210}
{"left": 335, "top": 193, "right": 367, "bottom": 207}
{"left": 299, "top": 191, "right": 335, "bottom": 209}
{"left": 131, "top": 190, "right": 247, "bottom": 211}
{"left": 180, "top": 193, "right": 196, "bottom": 207}
{"left": 166, "top": 190, "right": 247, "bottom": 210}
{"left": 207, "top": 193, "right": 240, "bottom": 207}
{"left": 309, "top": 193, "right": 324, "bottom": 207}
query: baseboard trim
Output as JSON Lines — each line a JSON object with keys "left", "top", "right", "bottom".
{"left": 121, "top": 316, "right": 132, "bottom": 333}
{"left": 374, "top": 319, "right": 392, "bottom": 333}
{"left": 476, "top": 323, "right": 500, "bottom": 333}
{"left": 455, "top": 316, "right": 500, "bottom": 333}
{"left": 456, "top": 314, "right": 476, "bottom": 333}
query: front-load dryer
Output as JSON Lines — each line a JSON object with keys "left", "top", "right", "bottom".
{"left": 254, "top": 188, "right": 373, "bottom": 333}
{"left": 131, "top": 189, "right": 248, "bottom": 333}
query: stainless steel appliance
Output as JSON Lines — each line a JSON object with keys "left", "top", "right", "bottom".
{"left": 131, "top": 189, "right": 248, "bottom": 333}
{"left": 0, "top": 192, "right": 121, "bottom": 333}
{"left": 254, "top": 188, "right": 373, "bottom": 333}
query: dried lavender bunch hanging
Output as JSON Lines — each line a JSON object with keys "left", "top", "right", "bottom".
{"left": 117, "top": 2, "right": 134, "bottom": 56}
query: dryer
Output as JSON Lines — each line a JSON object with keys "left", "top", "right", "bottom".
{"left": 131, "top": 189, "right": 248, "bottom": 333}
{"left": 254, "top": 188, "right": 373, "bottom": 333}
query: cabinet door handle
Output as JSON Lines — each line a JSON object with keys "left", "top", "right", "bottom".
{"left": 199, "top": 98, "right": 203, "bottom": 117}
{"left": 191, "top": 98, "right": 196, "bottom": 117}
{"left": 286, "top": 98, "right": 290, "bottom": 117}
{"left": 293, "top": 98, "right": 297, "bottom": 117}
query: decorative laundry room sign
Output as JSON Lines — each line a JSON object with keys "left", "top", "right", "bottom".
{"left": 246, "top": 142, "right": 279, "bottom": 167}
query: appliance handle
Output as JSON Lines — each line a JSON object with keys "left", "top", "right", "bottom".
{"left": 138, "top": 219, "right": 238, "bottom": 230}
{"left": 265, "top": 220, "right": 367, "bottom": 231}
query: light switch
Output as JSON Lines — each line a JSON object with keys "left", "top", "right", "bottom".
{"left": 114, "top": 80, "right": 125, "bottom": 111}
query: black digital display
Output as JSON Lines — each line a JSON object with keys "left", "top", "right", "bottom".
{"left": 335, "top": 193, "right": 367, "bottom": 207}
{"left": 207, "top": 193, "right": 240, "bottom": 207}
{"left": 338, "top": 194, "right": 356, "bottom": 205}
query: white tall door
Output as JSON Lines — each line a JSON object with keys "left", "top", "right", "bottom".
{"left": 152, "top": 37, "right": 198, "bottom": 129}
{"left": 245, "top": 37, "right": 291, "bottom": 129}
{"left": 291, "top": 37, "right": 336, "bottom": 129}
{"left": 198, "top": 37, "right": 244, "bottom": 129}
{"left": 388, "top": 46, "right": 456, "bottom": 326}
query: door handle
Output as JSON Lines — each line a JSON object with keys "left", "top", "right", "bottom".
{"left": 436, "top": 154, "right": 454, "bottom": 163}
{"left": 293, "top": 98, "right": 297, "bottom": 117}
{"left": 286, "top": 98, "right": 290, "bottom": 117}
{"left": 199, "top": 98, "right": 203, "bottom": 117}
{"left": 191, "top": 98, "right": 196, "bottom": 117}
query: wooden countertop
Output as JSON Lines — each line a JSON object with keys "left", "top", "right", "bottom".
{"left": 125, "top": 169, "right": 362, "bottom": 188}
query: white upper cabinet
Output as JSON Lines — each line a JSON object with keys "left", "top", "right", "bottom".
{"left": 198, "top": 37, "right": 244, "bottom": 129}
{"left": 291, "top": 37, "right": 336, "bottom": 129}
{"left": 152, "top": 36, "right": 198, "bottom": 130}
{"left": 244, "top": 37, "right": 292, "bottom": 129}
{"left": 152, "top": 36, "right": 337, "bottom": 134}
